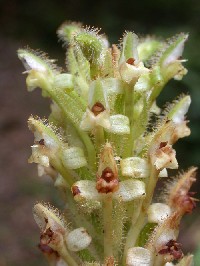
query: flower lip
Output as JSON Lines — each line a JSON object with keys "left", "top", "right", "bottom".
{"left": 101, "top": 167, "right": 115, "bottom": 182}
{"left": 71, "top": 185, "right": 81, "bottom": 197}
{"left": 126, "top": 58, "right": 135, "bottom": 65}
{"left": 96, "top": 167, "right": 119, "bottom": 194}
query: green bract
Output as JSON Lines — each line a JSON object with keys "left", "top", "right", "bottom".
{"left": 18, "top": 21, "right": 197, "bottom": 266}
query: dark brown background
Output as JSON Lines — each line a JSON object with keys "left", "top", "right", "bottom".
{"left": 0, "top": 0, "right": 200, "bottom": 265}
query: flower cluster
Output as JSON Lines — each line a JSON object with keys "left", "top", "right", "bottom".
{"left": 18, "top": 21, "right": 197, "bottom": 266}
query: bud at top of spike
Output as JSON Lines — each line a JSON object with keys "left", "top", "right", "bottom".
{"left": 57, "top": 21, "right": 82, "bottom": 44}
{"left": 74, "top": 30, "right": 103, "bottom": 64}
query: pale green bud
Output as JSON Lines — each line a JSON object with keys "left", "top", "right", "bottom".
{"left": 57, "top": 21, "right": 82, "bottom": 43}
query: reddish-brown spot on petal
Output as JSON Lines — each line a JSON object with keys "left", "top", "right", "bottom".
{"left": 71, "top": 185, "right": 81, "bottom": 197}
{"left": 159, "top": 141, "right": 168, "bottom": 149}
{"left": 91, "top": 102, "right": 105, "bottom": 116}
{"left": 126, "top": 58, "right": 135, "bottom": 65}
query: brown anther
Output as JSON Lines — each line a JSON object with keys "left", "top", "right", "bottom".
{"left": 101, "top": 167, "right": 115, "bottom": 182}
{"left": 159, "top": 141, "right": 168, "bottom": 149}
{"left": 96, "top": 167, "right": 119, "bottom": 194}
{"left": 39, "top": 139, "right": 45, "bottom": 145}
{"left": 91, "top": 102, "right": 105, "bottom": 116}
{"left": 158, "top": 239, "right": 183, "bottom": 260}
{"left": 71, "top": 185, "right": 81, "bottom": 197}
{"left": 126, "top": 57, "right": 135, "bottom": 65}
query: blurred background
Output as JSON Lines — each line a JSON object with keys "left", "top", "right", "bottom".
{"left": 0, "top": 0, "right": 200, "bottom": 265}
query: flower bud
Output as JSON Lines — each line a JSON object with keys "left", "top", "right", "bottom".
{"left": 74, "top": 31, "right": 103, "bottom": 64}
{"left": 57, "top": 21, "right": 82, "bottom": 44}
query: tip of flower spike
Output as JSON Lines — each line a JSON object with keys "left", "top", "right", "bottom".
{"left": 57, "top": 21, "right": 83, "bottom": 45}
{"left": 73, "top": 27, "right": 104, "bottom": 64}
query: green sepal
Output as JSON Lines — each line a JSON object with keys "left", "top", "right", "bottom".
{"left": 120, "top": 32, "right": 139, "bottom": 64}
{"left": 137, "top": 222, "right": 157, "bottom": 246}
{"left": 138, "top": 38, "right": 163, "bottom": 62}
{"left": 57, "top": 21, "right": 83, "bottom": 44}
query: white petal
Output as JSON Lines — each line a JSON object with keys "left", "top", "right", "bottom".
{"left": 121, "top": 157, "right": 149, "bottom": 178}
{"left": 114, "top": 180, "right": 146, "bottom": 201}
{"left": 148, "top": 203, "right": 172, "bottom": 223}
{"left": 126, "top": 247, "right": 153, "bottom": 266}
{"left": 65, "top": 227, "right": 91, "bottom": 251}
